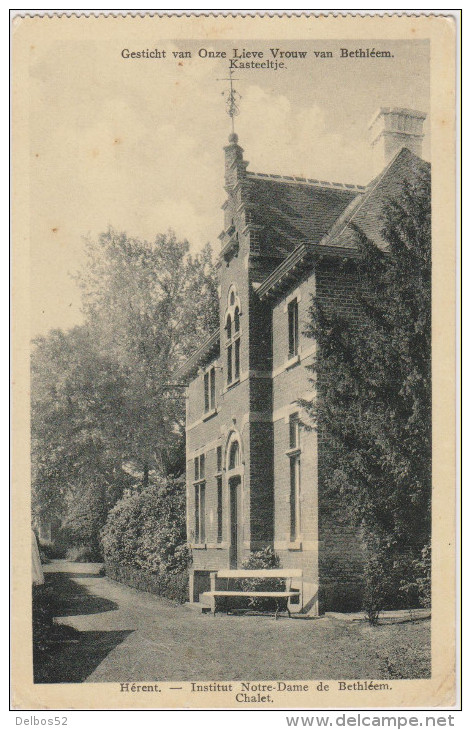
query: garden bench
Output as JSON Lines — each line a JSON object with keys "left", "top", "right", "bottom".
{"left": 201, "top": 569, "right": 302, "bottom": 618}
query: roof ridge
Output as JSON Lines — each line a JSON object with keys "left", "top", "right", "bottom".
{"left": 246, "top": 171, "right": 366, "bottom": 192}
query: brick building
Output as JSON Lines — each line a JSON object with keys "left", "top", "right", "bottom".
{"left": 176, "top": 107, "right": 429, "bottom": 614}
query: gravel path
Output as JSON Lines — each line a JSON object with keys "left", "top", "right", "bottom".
{"left": 40, "top": 561, "right": 430, "bottom": 683}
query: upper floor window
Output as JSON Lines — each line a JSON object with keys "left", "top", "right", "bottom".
{"left": 225, "top": 287, "right": 241, "bottom": 386}
{"left": 288, "top": 298, "right": 299, "bottom": 358}
{"left": 289, "top": 412, "right": 300, "bottom": 451}
{"left": 228, "top": 439, "right": 241, "bottom": 470}
{"left": 204, "top": 365, "right": 216, "bottom": 413}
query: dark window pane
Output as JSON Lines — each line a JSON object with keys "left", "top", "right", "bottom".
{"left": 288, "top": 299, "right": 299, "bottom": 358}
{"left": 194, "top": 457, "right": 199, "bottom": 481}
{"left": 234, "top": 338, "right": 240, "bottom": 380}
{"left": 199, "top": 453, "right": 205, "bottom": 479}
{"left": 217, "top": 477, "right": 223, "bottom": 542}
{"left": 200, "top": 485, "right": 205, "bottom": 543}
{"left": 226, "top": 314, "right": 232, "bottom": 341}
{"left": 216, "top": 446, "right": 222, "bottom": 472}
{"left": 210, "top": 367, "right": 216, "bottom": 409}
{"left": 290, "top": 457, "right": 297, "bottom": 541}
{"left": 289, "top": 412, "right": 299, "bottom": 449}
{"left": 195, "top": 485, "right": 200, "bottom": 543}
{"left": 204, "top": 372, "right": 209, "bottom": 412}
{"left": 227, "top": 344, "right": 232, "bottom": 383}
{"left": 234, "top": 307, "right": 240, "bottom": 332}
{"left": 229, "top": 440, "right": 240, "bottom": 470}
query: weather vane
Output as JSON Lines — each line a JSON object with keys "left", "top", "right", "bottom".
{"left": 217, "top": 67, "right": 241, "bottom": 134}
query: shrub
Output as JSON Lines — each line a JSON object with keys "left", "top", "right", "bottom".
{"left": 105, "top": 563, "right": 189, "bottom": 604}
{"left": 66, "top": 544, "right": 102, "bottom": 563}
{"left": 399, "top": 543, "right": 431, "bottom": 610}
{"left": 100, "top": 476, "right": 191, "bottom": 601}
{"left": 32, "top": 584, "right": 55, "bottom": 657}
{"left": 38, "top": 541, "right": 66, "bottom": 561}
{"left": 239, "top": 546, "right": 284, "bottom": 610}
{"left": 362, "top": 551, "right": 394, "bottom": 625}
{"left": 58, "top": 491, "right": 106, "bottom": 560}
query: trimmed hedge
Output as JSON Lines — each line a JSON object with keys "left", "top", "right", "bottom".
{"left": 100, "top": 476, "right": 190, "bottom": 603}
{"left": 105, "top": 563, "right": 189, "bottom": 604}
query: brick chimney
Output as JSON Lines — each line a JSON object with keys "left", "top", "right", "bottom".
{"left": 369, "top": 107, "right": 426, "bottom": 169}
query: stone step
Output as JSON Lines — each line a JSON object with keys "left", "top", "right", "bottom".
{"left": 184, "top": 601, "right": 211, "bottom": 614}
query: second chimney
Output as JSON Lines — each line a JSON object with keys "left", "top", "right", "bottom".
{"left": 369, "top": 107, "right": 426, "bottom": 168}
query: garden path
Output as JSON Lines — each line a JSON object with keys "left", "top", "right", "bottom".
{"left": 41, "top": 561, "right": 430, "bottom": 683}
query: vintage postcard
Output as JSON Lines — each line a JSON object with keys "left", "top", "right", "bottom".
{"left": 11, "top": 11, "right": 457, "bottom": 710}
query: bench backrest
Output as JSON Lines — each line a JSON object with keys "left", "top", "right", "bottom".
{"left": 216, "top": 569, "right": 302, "bottom": 579}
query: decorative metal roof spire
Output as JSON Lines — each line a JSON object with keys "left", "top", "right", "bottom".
{"left": 217, "top": 67, "right": 241, "bottom": 135}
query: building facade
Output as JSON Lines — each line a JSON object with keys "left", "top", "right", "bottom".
{"left": 176, "top": 108, "right": 429, "bottom": 614}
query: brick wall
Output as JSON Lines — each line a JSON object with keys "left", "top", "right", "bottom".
{"left": 315, "top": 259, "right": 366, "bottom": 612}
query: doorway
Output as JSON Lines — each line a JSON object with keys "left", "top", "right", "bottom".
{"left": 229, "top": 476, "right": 241, "bottom": 568}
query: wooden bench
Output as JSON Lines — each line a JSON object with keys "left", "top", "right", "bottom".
{"left": 201, "top": 569, "right": 303, "bottom": 618}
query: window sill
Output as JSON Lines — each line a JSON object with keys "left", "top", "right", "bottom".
{"left": 286, "top": 447, "right": 301, "bottom": 457}
{"left": 202, "top": 407, "right": 218, "bottom": 422}
{"left": 191, "top": 543, "right": 207, "bottom": 550}
{"left": 288, "top": 539, "right": 302, "bottom": 551}
{"left": 224, "top": 378, "right": 240, "bottom": 393}
{"left": 285, "top": 354, "right": 301, "bottom": 370}
{"left": 206, "top": 541, "right": 228, "bottom": 549}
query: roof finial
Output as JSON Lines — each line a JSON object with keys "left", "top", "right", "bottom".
{"left": 217, "top": 67, "right": 241, "bottom": 138}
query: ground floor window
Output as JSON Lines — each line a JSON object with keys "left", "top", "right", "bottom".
{"left": 216, "top": 476, "right": 223, "bottom": 543}
{"left": 288, "top": 412, "right": 301, "bottom": 542}
{"left": 289, "top": 454, "right": 300, "bottom": 542}
{"left": 194, "top": 483, "right": 206, "bottom": 544}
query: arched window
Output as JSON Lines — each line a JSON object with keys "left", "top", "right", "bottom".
{"left": 228, "top": 440, "right": 240, "bottom": 470}
{"left": 225, "top": 287, "right": 241, "bottom": 385}
{"left": 234, "top": 307, "right": 240, "bottom": 333}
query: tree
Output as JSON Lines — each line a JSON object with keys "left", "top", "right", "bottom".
{"left": 31, "top": 325, "right": 133, "bottom": 534}
{"left": 302, "top": 169, "right": 431, "bottom": 611}
{"left": 31, "top": 230, "right": 219, "bottom": 551}
{"left": 74, "top": 229, "right": 219, "bottom": 486}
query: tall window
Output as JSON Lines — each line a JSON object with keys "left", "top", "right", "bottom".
{"left": 193, "top": 453, "right": 206, "bottom": 543}
{"left": 216, "top": 446, "right": 223, "bottom": 543}
{"left": 225, "top": 288, "right": 241, "bottom": 386}
{"left": 288, "top": 298, "right": 299, "bottom": 358}
{"left": 204, "top": 365, "right": 216, "bottom": 413}
{"left": 287, "top": 413, "right": 301, "bottom": 542}
{"left": 228, "top": 440, "right": 240, "bottom": 470}
{"left": 234, "top": 307, "right": 240, "bottom": 380}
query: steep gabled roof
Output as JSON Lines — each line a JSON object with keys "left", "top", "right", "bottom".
{"left": 174, "top": 328, "right": 220, "bottom": 383}
{"left": 255, "top": 148, "right": 430, "bottom": 301}
{"left": 320, "top": 147, "right": 430, "bottom": 250}
{"left": 246, "top": 173, "right": 364, "bottom": 258}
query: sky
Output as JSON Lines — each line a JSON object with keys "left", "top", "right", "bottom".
{"left": 29, "top": 38, "right": 430, "bottom": 337}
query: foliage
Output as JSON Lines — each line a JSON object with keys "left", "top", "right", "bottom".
{"left": 31, "top": 229, "right": 219, "bottom": 553}
{"left": 31, "top": 325, "right": 133, "bottom": 535}
{"left": 74, "top": 228, "right": 219, "bottom": 484}
{"left": 32, "top": 583, "right": 57, "bottom": 658}
{"left": 105, "top": 563, "right": 189, "bottom": 604}
{"left": 100, "top": 476, "right": 191, "bottom": 577}
{"left": 65, "top": 544, "right": 102, "bottom": 563}
{"left": 240, "top": 547, "right": 284, "bottom": 609}
{"left": 302, "top": 168, "right": 431, "bottom": 616}
{"left": 399, "top": 543, "right": 431, "bottom": 609}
